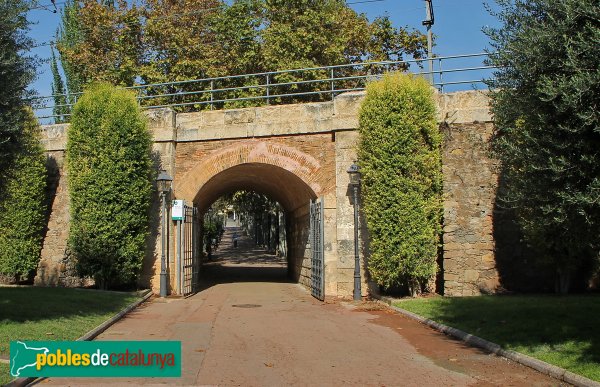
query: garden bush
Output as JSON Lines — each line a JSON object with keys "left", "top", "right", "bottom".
{"left": 0, "top": 110, "right": 47, "bottom": 282}
{"left": 358, "top": 73, "right": 442, "bottom": 295}
{"left": 66, "top": 83, "right": 153, "bottom": 289}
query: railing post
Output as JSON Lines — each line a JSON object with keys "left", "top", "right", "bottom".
{"left": 266, "top": 74, "right": 270, "bottom": 105}
{"left": 330, "top": 68, "right": 335, "bottom": 101}
{"left": 210, "top": 80, "right": 214, "bottom": 110}
{"left": 136, "top": 88, "right": 142, "bottom": 107}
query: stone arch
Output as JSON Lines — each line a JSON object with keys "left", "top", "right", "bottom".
{"left": 190, "top": 163, "right": 317, "bottom": 213}
{"left": 174, "top": 139, "right": 334, "bottom": 288}
{"left": 175, "top": 139, "right": 331, "bottom": 208}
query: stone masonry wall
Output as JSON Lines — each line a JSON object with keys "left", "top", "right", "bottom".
{"left": 35, "top": 124, "right": 92, "bottom": 287}
{"left": 332, "top": 91, "right": 500, "bottom": 297}
{"left": 441, "top": 121, "right": 500, "bottom": 296}
{"left": 36, "top": 90, "right": 503, "bottom": 298}
{"left": 34, "top": 151, "right": 85, "bottom": 287}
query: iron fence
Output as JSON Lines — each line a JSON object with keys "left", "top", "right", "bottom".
{"left": 32, "top": 52, "right": 495, "bottom": 123}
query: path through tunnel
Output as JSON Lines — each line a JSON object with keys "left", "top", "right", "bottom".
{"left": 192, "top": 162, "right": 318, "bottom": 290}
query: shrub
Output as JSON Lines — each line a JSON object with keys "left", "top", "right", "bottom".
{"left": 66, "top": 83, "right": 153, "bottom": 289}
{"left": 0, "top": 110, "right": 47, "bottom": 281}
{"left": 358, "top": 73, "right": 442, "bottom": 295}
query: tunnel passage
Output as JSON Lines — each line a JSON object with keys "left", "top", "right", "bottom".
{"left": 192, "top": 162, "right": 318, "bottom": 287}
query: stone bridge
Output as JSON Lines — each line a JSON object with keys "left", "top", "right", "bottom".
{"left": 36, "top": 90, "right": 499, "bottom": 298}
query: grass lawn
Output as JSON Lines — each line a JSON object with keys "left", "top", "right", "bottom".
{"left": 396, "top": 294, "right": 600, "bottom": 381}
{"left": 0, "top": 287, "right": 141, "bottom": 385}
{"left": 0, "top": 363, "right": 8, "bottom": 385}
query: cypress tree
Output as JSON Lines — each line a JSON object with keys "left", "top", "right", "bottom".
{"left": 358, "top": 73, "right": 442, "bottom": 296}
{"left": 0, "top": 110, "right": 47, "bottom": 282}
{"left": 0, "top": 0, "right": 36, "bottom": 176}
{"left": 67, "top": 83, "right": 153, "bottom": 289}
{"left": 50, "top": 46, "right": 69, "bottom": 123}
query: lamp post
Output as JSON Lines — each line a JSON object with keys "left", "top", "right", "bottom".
{"left": 157, "top": 170, "right": 173, "bottom": 298}
{"left": 347, "top": 161, "right": 361, "bottom": 301}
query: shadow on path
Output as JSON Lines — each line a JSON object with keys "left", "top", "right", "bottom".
{"left": 199, "top": 227, "right": 290, "bottom": 288}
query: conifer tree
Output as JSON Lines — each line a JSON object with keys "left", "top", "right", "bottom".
{"left": 0, "top": 0, "right": 36, "bottom": 175}
{"left": 50, "top": 47, "right": 69, "bottom": 123}
{"left": 67, "top": 84, "right": 153, "bottom": 289}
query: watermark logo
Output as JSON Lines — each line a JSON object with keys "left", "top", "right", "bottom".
{"left": 10, "top": 341, "right": 181, "bottom": 378}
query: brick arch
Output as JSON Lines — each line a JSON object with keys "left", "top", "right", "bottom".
{"left": 175, "top": 139, "right": 331, "bottom": 210}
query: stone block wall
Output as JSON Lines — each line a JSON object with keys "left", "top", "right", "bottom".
{"left": 35, "top": 151, "right": 90, "bottom": 287}
{"left": 35, "top": 90, "right": 507, "bottom": 298}
{"left": 35, "top": 123, "right": 91, "bottom": 287}
{"left": 441, "top": 121, "right": 500, "bottom": 296}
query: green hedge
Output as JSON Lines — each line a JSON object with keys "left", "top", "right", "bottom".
{"left": 66, "top": 83, "right": 153, "bottom": 289}
{"left": 0, "top": 110, "right": 47, "bottom": 281}
{"left": 358, "top": 73, "right": 442, "bottom": 295}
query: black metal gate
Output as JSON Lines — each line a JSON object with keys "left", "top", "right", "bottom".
{"left": 177, "top": 203, "right": 200, "bottom": 297}
{"left": 310, "top": 197, "right": 325, "bottom": 301}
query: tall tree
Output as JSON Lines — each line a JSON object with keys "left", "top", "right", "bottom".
{"left": 142, "top": 0, "right": 223, "bottom": 83}
{"left": 486, "top": 0, "right": 600, "bottom": 293}
{"left": 52, "top": 0, "right": 427, "bottom": 108}
{"left": 0, "top": 110, "right": 47, "bottom": 283}
{"left": 358, "top": 73, "right": 442, "bottom": 296}
{"left": 56, "top": 0, "right": 143, "bottom": 87}
{"left": 367, "top": 15, "right": 427, "bottom": 66}
{"left": 261, "top": 0, "right": 370, "bottom": 70}
{"left": 67, "top": 83, "right": 153, "bottom": 289}
{"left": 0, "top": 0, "right": 45, "bottom": 283}
{"left": 56, "top": 0, "right": 84, "bottom": 100}
{"left": 50, "top": 46, "right": 69, "bottom": 123}
{"left": 259, "top": 0, "right": 426, "bottom": 102}
{"left": 209, "top": 0, "right": 262, "bottom": 76}
{"left": 0, "top": 0, "right": 36, "bottom": 176}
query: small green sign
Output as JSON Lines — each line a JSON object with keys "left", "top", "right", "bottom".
{"left": 10, "top": 341, "right": 181, "bottom": 378}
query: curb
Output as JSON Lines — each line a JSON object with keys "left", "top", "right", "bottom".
{"left": 374, "top": 295, "right": 600, "bottom": 387}
{"left": 5, "top": 289, "right": 153, "bottom": 387}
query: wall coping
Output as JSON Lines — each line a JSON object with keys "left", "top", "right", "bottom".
{"left": 40, "top": 90, "right": 492, "bottom": 151}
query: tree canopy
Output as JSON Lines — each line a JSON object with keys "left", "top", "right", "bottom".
{"left": 486, "top": 0, "right": 600, "bottom": 293}
{"left": 56, "top": 0, "right": 142, "bottom": 87}
{"left": 53, "top": 0, "right": 427, "bottom": 110}
{"left": 0, "top": 0, "right": 36, "bottom": 174}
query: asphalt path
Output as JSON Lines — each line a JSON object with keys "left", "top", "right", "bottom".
{"left": 40, "top": 229, "right": 563, "bottom": 386}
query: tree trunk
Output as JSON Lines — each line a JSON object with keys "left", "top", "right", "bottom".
{"left": 408, "top": 279, "right": 420, "bottom": 297}
{"left": 555, "top": 268, "right": 571, "bottom": 294}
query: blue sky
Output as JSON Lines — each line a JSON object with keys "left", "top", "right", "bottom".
{"left": 26, "top": 0, "right": 501, "bottom": 97}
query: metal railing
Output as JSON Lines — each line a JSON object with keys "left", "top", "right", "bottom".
{"left": 32, "top": 52, "right": 495, "bottom": 123}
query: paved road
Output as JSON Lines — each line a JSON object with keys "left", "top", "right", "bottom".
{"left": 41, "top": 229, "right": 562, "bottom": 386}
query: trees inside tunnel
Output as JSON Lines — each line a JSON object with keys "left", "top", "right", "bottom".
{"left": 206, "top": 190, "right": 286, "bottom": 258}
